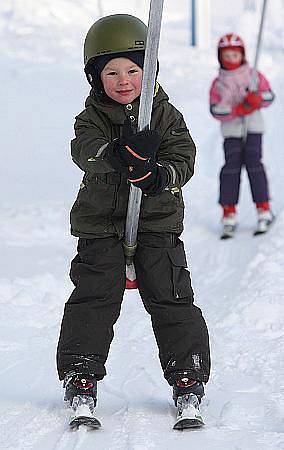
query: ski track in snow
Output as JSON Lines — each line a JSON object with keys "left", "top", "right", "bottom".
{"left": 1, "top": 1, "right": 284, "bottom": 449}
{"left": 1, "top": 185, "right": 283, "bottom": 450}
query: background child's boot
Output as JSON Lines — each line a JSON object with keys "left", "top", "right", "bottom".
{"left": 255, "top": 202, "right": 275, "bottom": 235}
{"left": 221, "top": 205, "right": 237, "bottom": 239}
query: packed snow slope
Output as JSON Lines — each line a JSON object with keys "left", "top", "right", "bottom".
{"left": 0, "top": 1, "right": 283, "bottom": 449}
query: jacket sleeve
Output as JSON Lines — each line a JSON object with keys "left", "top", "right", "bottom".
{"left": 70, "top": 107, "right": 115, "bottom": 174}
{"left": 257, "top": 71, "right": 275, "bottom": 108}
{"left": 154, "top": 104, "right": 196, "bottom": 188}
{"left": 209, "top": 78, "right": 235, "bottom": 122}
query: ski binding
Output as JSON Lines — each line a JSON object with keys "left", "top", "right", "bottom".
{"left": 69, "top": 395, "right": 101, "bottom": 430}
{"left": 173, "top": 393, "right": 204, "bottom": 430}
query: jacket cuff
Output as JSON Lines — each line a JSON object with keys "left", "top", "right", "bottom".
{"left": 158, "top": 161, "right": 178, "bottom": 188}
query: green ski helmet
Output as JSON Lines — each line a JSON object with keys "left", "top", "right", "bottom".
{"left": 84, "top": 14, "right": 147, "bottom": 66}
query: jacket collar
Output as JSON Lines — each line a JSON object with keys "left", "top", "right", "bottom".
{"left": 85, "top": 82, "right": 169, "bottom": 125}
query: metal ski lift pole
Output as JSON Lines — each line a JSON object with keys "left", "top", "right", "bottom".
{"left": 123, "top": 0, "right": 164, "bottom": 289}
{"left": 242, "top": 0, "right": 268, "bottom": 142}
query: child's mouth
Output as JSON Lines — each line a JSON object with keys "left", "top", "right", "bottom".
{"left": 117, "top": 90, "right": 132, "bottom": 96}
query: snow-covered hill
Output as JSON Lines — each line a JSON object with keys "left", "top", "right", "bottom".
{"left": 0, "top": 1, "right": 283, "bottom": 449}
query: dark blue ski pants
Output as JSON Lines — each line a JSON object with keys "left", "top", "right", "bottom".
{"left": 219, "top": 133, "right": 270, "bottom": 206}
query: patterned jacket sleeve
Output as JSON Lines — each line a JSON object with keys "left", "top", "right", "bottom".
{"left": 257, "top": 71, "right": 275, "bottom": 108}
{"left": 209, "top": 78, "right": 234, "bottom": 122}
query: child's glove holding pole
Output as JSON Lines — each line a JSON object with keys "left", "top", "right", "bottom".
{"left": 106, "top": 117, "right": 169, "bottom": 195}
{"left": 120, "top": 116, "right": 161, "bottom": 164}
{"left": 127, "top": 161, "right": 169, "bottom": 196}
{"left": 234, "top": 91, "right": 262, "bottom": 117}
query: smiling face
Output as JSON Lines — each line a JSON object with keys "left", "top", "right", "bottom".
{"left": 100, "top": 57, "right": 143, "bottom": 104}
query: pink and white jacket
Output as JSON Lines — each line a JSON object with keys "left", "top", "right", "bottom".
{"left": 209, "top": 63, "right": 274, "bottom": 138}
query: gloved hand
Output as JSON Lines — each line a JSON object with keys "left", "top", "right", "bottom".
{"left": 105, "top": 117, "right": 161, "bottom": 173}
{"left": 128, "top": 162, "right": 169, "bottom": 196}
{"left": 244, "top": 91, "right": 262, "bottom": 108}
{"left": 104, "top": 140, "right": 129, "bottom": 174}
{"left": 119, "top": 117, "right": 161, "bottom": 166}
{"left": 234, "top": 91, "right": 262, "bottom": 117}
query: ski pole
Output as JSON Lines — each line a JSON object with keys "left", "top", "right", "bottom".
{"left": 123, "top": 0, "right": 164, "bottom": 289}
{"left": 242, "top": 0, "right": 268, "bottom": 142}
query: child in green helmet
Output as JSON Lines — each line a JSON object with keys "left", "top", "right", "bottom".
{"left": 57, "top": 14, "right": 210, "bottom": 426}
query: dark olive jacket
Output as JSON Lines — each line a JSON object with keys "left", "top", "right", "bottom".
{"left": 70, "top": 84, "right": 196, "bottom": 238}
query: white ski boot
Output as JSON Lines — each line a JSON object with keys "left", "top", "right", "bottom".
{"left": 220, "top": 213, "right": 237, "bottom": 239}
{"left": 254, "top": 209, "right": 275, "bottom": 235}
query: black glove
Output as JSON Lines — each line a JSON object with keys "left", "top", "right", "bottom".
{"left": 128, "top": 163, "right": 169, "bottom": 196}
{"left": 104, "top": 140, "right": 129, "bottom": 174}
{"left": 119, "top": 117, "right": 161, "bottom": 166}
{"left": 104, "top": 118, "right": 161, "bottom": 174}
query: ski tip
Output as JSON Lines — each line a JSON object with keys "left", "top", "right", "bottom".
{"left": 253, "top": 230, "right": 266, "bottom": 236}
{"left": 173, "top": 418, "right": 205, "bottom": 430}
{"left": 69, "top": 416, "right": 102, "bottom": 430}
{"left": 220, "top": 233, "right": 234, "bottom": 240}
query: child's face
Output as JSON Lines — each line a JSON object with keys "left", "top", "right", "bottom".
{"left": 101, "top": 57, "right": 143, "bottom": 104}
{"left": 221, "top": 49, "right": 242, "bottom": 65}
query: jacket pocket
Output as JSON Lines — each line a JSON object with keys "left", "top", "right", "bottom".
{"left": 167, "top": 241, "right": 193, "bottom": 299}
{"left": 85, "top": 174, "right": 119, "bottom": 215}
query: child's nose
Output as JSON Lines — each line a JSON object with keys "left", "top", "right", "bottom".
{"left": 118, "top": 74, "right": 129, "bottom": 84}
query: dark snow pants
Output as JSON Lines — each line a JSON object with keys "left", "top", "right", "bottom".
{"left": 219, "top": 133, "right": 270, "bottom": 205}
{"left": 56, "top": 233, "right": 210, "bottom": 385}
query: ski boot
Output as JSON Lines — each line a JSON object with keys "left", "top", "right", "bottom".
{"left": 254, "top": 208, "right": 275, "bottom": 236}
{"left": 172, "top": 375, "right": 205, "bottom": 429}
{"left": 220, "top": 213, "right": 237, "bottom": 239}
{"left": 63, "top": 371, "right": 101, "bottom": 429}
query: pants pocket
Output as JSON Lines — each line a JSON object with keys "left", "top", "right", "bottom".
{"left": 167, "top": 240, "right": 193, "bottom": 300}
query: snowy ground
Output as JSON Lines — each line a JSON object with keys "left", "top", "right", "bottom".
{"left": 0, "top": 1, "right": 284, "bottom": 449}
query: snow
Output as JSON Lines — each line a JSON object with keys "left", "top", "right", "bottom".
{"left": 1, "top": 0, "right": 284, "bottom": 448}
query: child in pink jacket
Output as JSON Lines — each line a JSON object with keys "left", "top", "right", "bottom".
{"left": 209, "top": 33, "right": 274, "bottom": 237}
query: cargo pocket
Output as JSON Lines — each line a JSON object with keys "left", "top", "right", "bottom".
{"left": 167, "top": 241, "right": 193, "bottom": 300}
{"left": 86, "top": 173, "right": 118, "bottom": 216}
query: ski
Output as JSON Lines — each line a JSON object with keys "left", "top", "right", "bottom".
{"left": 173, "top": 394, "right": 204, "bottom": 430}
{"left": 69, "top": 395, "right": 101, "bottom": 430}
{"left": 69, "top": 416, "right": 101, "bottom": 430}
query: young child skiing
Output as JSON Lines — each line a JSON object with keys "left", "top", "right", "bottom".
{"left": 209, "top": 33, "right": 275, "bottom": 238}
{"left": 57, "top": 14, "right": 210, "bottom": 429}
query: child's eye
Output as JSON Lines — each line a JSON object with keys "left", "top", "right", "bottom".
{"left": 129, "top": 69, "right": 139, "bottom": 74}
{"left": 107, "top": 71, "right": 117, "bottom": 76}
